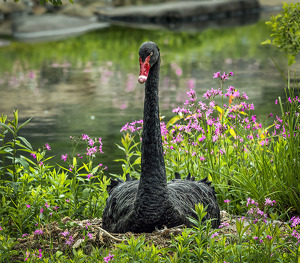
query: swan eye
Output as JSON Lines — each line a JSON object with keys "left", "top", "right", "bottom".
{"left": 150, "top": 51, "right": 153, "bottom": 56}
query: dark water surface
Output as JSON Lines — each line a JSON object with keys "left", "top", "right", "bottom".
{"left": 0, "top": 23, "right": 299, "bottom": 174}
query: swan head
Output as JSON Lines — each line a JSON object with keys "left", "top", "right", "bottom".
{"left": 138, "top": 41, "right": 160, "bottom": 84}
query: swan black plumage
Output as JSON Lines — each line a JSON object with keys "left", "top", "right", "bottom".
{"left": 102, "top": 41, "right": 220, "bottom": 233}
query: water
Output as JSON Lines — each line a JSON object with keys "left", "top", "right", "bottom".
{"left": 0, "top": 23, "right": 299, "bottom": 174}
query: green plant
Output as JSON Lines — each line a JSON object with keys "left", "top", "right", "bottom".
{"left": 262, "top": 2, "right": 300, "bottom": 65}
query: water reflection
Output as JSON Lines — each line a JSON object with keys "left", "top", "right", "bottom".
{"left": 0, "top": 25, "right": 298, "bottom": 174}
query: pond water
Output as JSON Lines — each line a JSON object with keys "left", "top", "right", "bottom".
{"left": 0, "top": 22, "right": 299, "bottom": 174}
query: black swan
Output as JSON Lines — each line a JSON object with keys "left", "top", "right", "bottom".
{"left": 102, "top": 41, "right": 220, "bottom": 233}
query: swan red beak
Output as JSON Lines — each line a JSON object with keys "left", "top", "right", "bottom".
{"left": 138, "top": 55, "right": 151, "bottom": 84}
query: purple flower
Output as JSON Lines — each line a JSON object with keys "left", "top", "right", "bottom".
{"left": 45, "top": 202, "right": 50, "bottom": 208}
{"left": 60, "top": 230, "right": 70, "bottom": 237}
{"left": 88, "top": 139, "right": 94, "bottom": 146}
{"left": 87, "top": 232, "right": 93, "bottom": 239}
{"left": 0, "top": 226, "right": 2, "bottom": 230}
{"left": 26, "top": 204, "right": 31, "bottom": 208}
{"left": 213, "top": 71, "right": 221, "bottom": 78}
{"left": 290, "top": 216, "right": 300, "bottom": 228}
{"left": 86, "top": 174, "right": 94, "bottom": 179}
{"left": 253, "top": 236, "right": 258, "bottom": 240}
{"left": 219, "top": 222, "right": 229, "bottom": 229}
{"left": 82, "top": 134, "right": 90, "bottom": 140}
{"left": 22, "top": 233, "right": 28, "bottom": 237}
{"left": 66, "top": 199, "right": 70, "bottom": 203}
{"left": 61, "top": 154, "right": 68, "bottom": 162}
{"left": 265, "top": 198, "right": 276, "bottom": 206}
{"left": 66, "top": 235, "right": 74, "bottom": 246}
{"left": 38, "top": 249, "right": 42, "bottom": 259}
{"left": 104, "top": 253, "right": 114, "bottom": 263}
{"left": 30, "top": 153, "right": 36, "bottom": 159}
{"left": 45, "top": 143, "right": 51, "bottom": 151}
{"left": 40, "top": 208, "right": 44, "bottom": 213}
{"left": 34, "top": 229, "right": 43, "bottom": 235}
{"left": 86, "top": 146, "right": 98, "bottom": 156}
{"left": 224, "top": 199, "right": 231, "bottom": 204}
{"left": 211, "top": 232, "right": 219, "bottom": 238}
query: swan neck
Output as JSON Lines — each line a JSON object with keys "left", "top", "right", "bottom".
{"left": 140, "top": 59, "right": 167, "bottom": 185}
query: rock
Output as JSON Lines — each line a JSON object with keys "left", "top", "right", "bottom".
{"left": 31, "top": 5, "right": 47, "bottom": 15}
{"left": 0, "top": 1, "right": 28, "bottom": 15}
{"left": 58, "top": 3, "right": 94, "bottom": 17}
{"left": 96, "top": 0, "right": 260, "bottom": 32}
{"left": 12, "top": 14, "right": 110, "bottom": 42}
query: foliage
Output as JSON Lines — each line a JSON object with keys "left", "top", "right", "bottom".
{"left": 0, "top": 73, "right": 299, "bottom": 261}
{"left": 262, "top": 2, "right": 300, "bottom": 65}
{"left": 0, "top": 112, "right": 109, "bottom": 238}
{"left": 120, "top": 70, "right": 300, "bottom": 216}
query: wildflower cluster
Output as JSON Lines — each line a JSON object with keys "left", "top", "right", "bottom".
{"left": 120, "top": 120, "right": 143, "bottom": 133}
{"left": 60, "top": 230, "right": 74, "bottom": 246}
{"left": 24, "top": 249, "right": 43, "bottom": 261}
{"left": 290, "top": 216, "right": 300, "bottom": 244}
{"left": 61, "top": 134, "right": 104, "bottom": 163}
{"left": 104, "top": 253, "right": 114, "bottom": 262}
{"left": 245, "top": 197, "right": 277, "bottom": 224}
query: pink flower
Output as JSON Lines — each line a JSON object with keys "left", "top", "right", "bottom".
{"left": 264, "top": 198, "right": 276, "bottom": 206}
{"left": 253, "top": 236, "right": 258, "bottom": 240}
{"left": 213, "top": 71, "right": 221, "bottom": 78}
{"left": 224, "top": 199, "right": 231, "bottom": 203}
{"left": 66, "top": 199, "right": 70, "bottom": 203}
{"left": 22, "top": 233, "right": 28, "bottom": 237}
{"left": 40, "top": 208, "right": 44, "bottom": 213}
{"left": 87, "top": 232, "right": 93, "bottom": 239}
{"left": 82, "top": 134, "right": 90, "bottom": 140}
{"left": 26, "top": 204, "right": 30, "bottom": 208}
{"left": 176, "top": 68, "right": 182, "bottom": 76}
{"left": 30, "top": 153, "right": 36, "bottom": 159}
{"left": 61, "top": 154, "right": 68, "bottom": 162}
{"left": 87, "top": 174, "right": 94, "bottom": 179}
{"left": 38, "top": 249, "right": 42, "bottom": 259}
{"left": 211, "top": 232, "right": 219, "bottom": 238}
{"left": 34, "top": 229, "right": 43, "bottom": 235}
{"left": 60, "top": 230, "right": 69, "bottom": 237}
{"left": 104, "top": 253, "right": 114, "bottom": 263}
{"left": 0, "top": 226, "right": 2, "bottom": 230}
{"left": 45, "top": 203, "right": 50, "bottom": 208}
{"left": 88, "top": 139, "right": 94, "bottom": 146}
{"left": 45, "top": 143, "right": 51, "bottom": 151}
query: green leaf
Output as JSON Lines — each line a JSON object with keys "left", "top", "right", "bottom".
{"left": 261, "top": 39, "right": 271, "bottom": 45}
{"left": 166, "top": 115, "right": 183, "bottom": 129}
{"left": 0, "top": 122, "right": 14, "bottom": 135}
{"left": 17, "top": 117, "right": 33, "bottom": 132}
{"left": 17, "top": 136, "right": 33, "bottom": 150}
